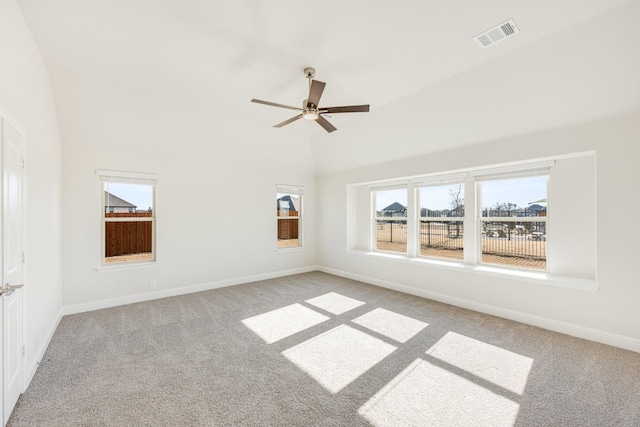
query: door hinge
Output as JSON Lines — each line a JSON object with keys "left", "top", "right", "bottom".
{"left": 21, "top": 157, "right": 25, "bottom": 170}
{"left": 22, "top": 252, "right": 25, "bottom": 264}
{"left": 22, "top": 345, "right": 25, "bottom": 357}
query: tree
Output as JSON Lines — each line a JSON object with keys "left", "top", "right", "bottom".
{"left": 492, "top": 202, "right": 517, "bottom": 216}
{"left": 448, "top": 184, "right": 464, "bottom": 238}
{"left": 449, "top": 184, "right": 464, "bottom": 211}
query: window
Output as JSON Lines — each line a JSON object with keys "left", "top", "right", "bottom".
{"left": 98, "top": 170, "right": 158, "bottom": 265}
{"left": 366, "top": 162, "right": 553, "bottom": 272}
{"left": 418, "top": 181, "right": 465, "bottom": 260}
{"left": 477, "top": 171, "right": 548, "bottom": 270}
{"left": 373, "top": 187, "right": 407, "bottom": 253}
{"left": 277, "top": 185, "right": 303, "bottom": 249}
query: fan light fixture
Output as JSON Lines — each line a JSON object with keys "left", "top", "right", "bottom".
{"left": 302, "top": 108, "right": 319, "bottom": 120}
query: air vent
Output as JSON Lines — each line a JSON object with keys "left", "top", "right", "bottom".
{"left": 473, "top": 19, "right": 519, "bottom": 49}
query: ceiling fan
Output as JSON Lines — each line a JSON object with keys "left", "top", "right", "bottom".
{"left": 251, "top": 67, "right": 369, "bottom": 133}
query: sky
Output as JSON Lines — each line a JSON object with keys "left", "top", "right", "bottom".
{"left": 375, "top": 176, "right": 547, "bottom": 211}
{"left": 108, "top": 177, "right": 546, "bottom": 214}
{"left": 105, "top": 182, "right": 154, "bottom": 211}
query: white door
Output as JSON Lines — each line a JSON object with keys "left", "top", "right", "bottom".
{"left": 1, "top": 118, "right": 24, "bottom": 425}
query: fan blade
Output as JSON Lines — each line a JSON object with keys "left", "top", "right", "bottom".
{"left": 307, "top": 80, "right": 326, "bottom": 108}
{"left": 274, "top": 114, "right": 303, "bottom": 128}
{"left": 316, "top": 115, "right": 337, "bottom": 133}
{"left": 251, "top": 99, "right": 303, "bottom": 111}
{"left": 320, "top": 105, "right": 370, "bottom": 114}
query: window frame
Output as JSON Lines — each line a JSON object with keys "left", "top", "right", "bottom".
{"left": 474, "top": 168, "right": 550, "bottom": 272}
{"left": 97, "top": 169, "right": 158, "bottom": 267}
{"left": 368, "top": 162, "right": 553, "bottom": 272}
{"left": 372, "top": 186, "right": 409, "bottom": 254}
{"left": 276, "top": 185, "right": 304, "bottom": 250}
{"left": 416, "top": 178, "right": 466, "bottom": 261}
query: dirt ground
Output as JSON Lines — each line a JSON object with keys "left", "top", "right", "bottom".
{"left": 105, "top": 253, "right": 153, "bottom": 263}
{"left": 376, "top": 241, "right": 546, "bottom": 270}
{"left": 278, "top": 239, "right": 300, "bottom": 248}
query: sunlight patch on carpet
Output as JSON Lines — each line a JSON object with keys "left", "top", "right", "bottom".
{"left": 282, "top": 324, "right": 396, "bottom": 394}
{"left": 305, "top": 292, "right": 365, "bottom": 315}
{"left": 426, "top": 331, "right": 533, "bottom": 394}
{"left": 352, "top": 307, "right": 428, "bottom": 343}
{"left": 359, "top": 358, "right": 520, "bottom": 427}
{"left": 241, "top": 303, "right": 329, "bottom": 344}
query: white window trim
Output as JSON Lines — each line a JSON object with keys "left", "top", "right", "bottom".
{"left": 276, "top": 184, "right": 304, "bottom": 251}
{"left": 475, "top": 170, "right": 550, "bottom": 272}
{"left": 97, "top": 169, "right": 158, "bottom": 269}
{"left": 369, "top": 162, "right": 554, "bottom": 271}
{"left": 372, "top": 187, "right": 410, "bottom": 254}
{"left": 347, "top": 248, "right": 597, "bottom": 292}
{"left": 357, "top": 155, "right": 596, "bottom": 292}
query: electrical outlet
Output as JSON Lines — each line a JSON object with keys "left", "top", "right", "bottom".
{"left": 150, "top": 281, "right": 157, "bottom": 290}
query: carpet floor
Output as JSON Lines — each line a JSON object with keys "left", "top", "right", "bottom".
{"left": 8, "top": 272, "right": 640, "bottom": 426}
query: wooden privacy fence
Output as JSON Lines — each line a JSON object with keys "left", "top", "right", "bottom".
{"left": 105, "top": 212, "right": 152, "bottom": 257}
{"left": 277, "top": 210, "right": 299, "bottom": 240}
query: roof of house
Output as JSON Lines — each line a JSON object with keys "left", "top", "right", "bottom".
{"left": 277, "top": 195, "right": 297, "bottom": 211}
{"left": 105, "top": 191, "right": 136, "bottom": 209}
{"left": 527, "top": 204, "right": 546, "bottom": 211}
{"left": 382, "top": 202, "right": 407, "bottom": 212}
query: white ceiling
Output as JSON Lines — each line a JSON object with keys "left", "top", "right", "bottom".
{"left": 16, "top": 0, "right": 640, "bottom": 173}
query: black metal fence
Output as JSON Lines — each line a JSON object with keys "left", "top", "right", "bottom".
{"left": 375, "top": 219, "right": 547, "bottom": 269}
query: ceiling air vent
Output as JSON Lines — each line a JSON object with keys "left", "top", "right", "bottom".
{"left": 473, "top": 19, "right": 519, "bottom": 49}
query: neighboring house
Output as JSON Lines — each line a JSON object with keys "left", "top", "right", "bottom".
{"left": 381, "top": 202, "right": 407, "bottom": 217}
{"left": 450, "top": 205, "right": 464, "bottom": 217}
{"left": 526, "top": 204, "right": 547, "bottom": 217}
{"left": 105, "top": 191, "right": 137, "bottom": 213}
{"left": 277, "top": 195, "right": 297, "bottom": 213}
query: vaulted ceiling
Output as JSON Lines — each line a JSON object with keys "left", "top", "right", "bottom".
{"left": 16, "top": 0, "right": 640, "bottom": 173}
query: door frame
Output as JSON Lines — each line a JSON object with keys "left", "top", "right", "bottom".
{"left": 0, "top": 105, "right": 28, "bottom": 425}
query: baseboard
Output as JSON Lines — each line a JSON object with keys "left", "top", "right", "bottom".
{"left": 318, "top": 266, "right": 640, "bottom": 353}
{"left": 62, "top": 266, "right": 319, "bottom": 316}
{"left": 23, "top": 307, "right": 64, "bottom": 392}
{"left": 58, "top": 264, "right": 640, "bottom": 353}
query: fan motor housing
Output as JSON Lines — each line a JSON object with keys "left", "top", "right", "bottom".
{"left": 303, "top": 67, "right": 316, "bottom": 79}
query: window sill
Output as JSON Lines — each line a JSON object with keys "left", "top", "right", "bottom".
{"left": 97, "top": 261, "right": 158, "bottom": 274}
{"left": 276, "top": 246, "right": 304, "bottom": 253}
{"left": 347, "top": 250, "right": 597, "bottom": 292}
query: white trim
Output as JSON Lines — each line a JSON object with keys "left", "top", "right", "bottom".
{"left": 276, "top": 186, "right": 304, "bottom": 249}
{"left": 413, "top": 172, "right": 467, "bottom": 187}
{"left": 0, "top": 105, "right": 26, "bottom": 136}
{"left": 276, "top": 184, "right": 304, "bottom": 195}
{"left": 317, "top": 266, "right": 639, "bottom": 353}
{"left": 276, "top": 246, "right": 305, "bottom": 253}
{"left": 64, "top": 266, "right": 319, "bottom": 315}
{"left": 346, "top": 249, "right": 596, "bottom": 292}
{"left": 370, "top": 182, "right": 408, "bottom": 192}
{"left": 97, "top": 261, "right": 159, "bottom": 273}
{"left": 96, "top": 169, "right": 159, "bottom": 185}
{"left": 100, "top": 172, "right": 157, "bottom": 267}
{"left": 103, "top": 216, "right": 153, "bottom": 223}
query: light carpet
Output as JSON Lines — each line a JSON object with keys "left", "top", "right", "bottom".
{"left": 8, "top": 272, "right": 640, "bottom": 426}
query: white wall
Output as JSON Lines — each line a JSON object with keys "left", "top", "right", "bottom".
{"left": 58, "top": 79, "right": 317, "bottom": 309}
{"left": 317, "top": 111, "right": 640, "bottom": 349}
{"left": 0, "top": 0, "right": 63, "bottom": 381}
